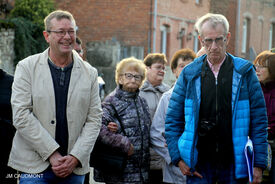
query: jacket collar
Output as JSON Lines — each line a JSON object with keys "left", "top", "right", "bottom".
{"left": 39, "top": 48, "right": 81, "bottom": 69}
{"left": 228, "top": 53, "right": 253, "bottom": 75}
{"left": 140, "top": 80, "right": 168, "bottom": 93}
{"left": 115, "top": 86, "right": 139, "bottom": 100}
{"left": 184, "top": 53, "right": 253, "bottom": 80}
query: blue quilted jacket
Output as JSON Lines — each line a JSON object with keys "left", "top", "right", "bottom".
{"left": 165, "top": 53, "right": 268, "bottom": 179}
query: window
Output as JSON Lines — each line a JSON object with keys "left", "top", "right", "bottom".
{"left": 260, "top": 20, "right": 264, "bottom": 50}
{"left": 242, "top": 18, "right": 251, "bottom": 56}
{"left": 160, "top": 25, "right": 170, "bottom": 57}
{"left": 177, "top": 28, "right": 186, "bottom": 48}
{"left": 269, "top": 23, "right": 275, "bottom": 50}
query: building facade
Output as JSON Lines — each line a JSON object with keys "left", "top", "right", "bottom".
{"left": 55, "top": 0, "right": 210, "bottom": 90}
{"left": 237, "top": 0, "right": 275, "bottom": 60}
{"left": 54, "top": 0, "right": 274, "bottom": 91}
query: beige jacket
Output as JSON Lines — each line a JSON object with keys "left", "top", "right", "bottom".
{"left": 8, "top": 49, "right": 102, "bottom": 175}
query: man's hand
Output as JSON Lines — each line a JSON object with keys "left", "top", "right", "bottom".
{"left": 178, "top": 160, "right": 203, "bottom": 179}
{"left": 49, "top": 151, "right": 63, "bottom": 167}
{"left": 251, "top": 167, "right": 262, "bottom": 184}
{"left": 107, "top": 122, "right": 118, "bottom": 132}
{"left": 52, "top": 155, "right": 79, "bottom": 178}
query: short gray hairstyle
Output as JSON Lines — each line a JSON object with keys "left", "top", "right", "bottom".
{"left": 44, "top": 10, "right": 76, "bottom": 31}
{"left": 195, "top": 13, "right": 229, "bottom": 37}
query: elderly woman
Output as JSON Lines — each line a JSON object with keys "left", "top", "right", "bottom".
{"left": 139, "top": 53, "right": 170, "bottom": 183}
{"left": 151, "top": 49, "right": 196, "bottom": 184}
{"left": 254, "top": 51, "right": 275, "bottom": 183}
{"left": 94, "top": 57, "right": 151, "bottom": 184}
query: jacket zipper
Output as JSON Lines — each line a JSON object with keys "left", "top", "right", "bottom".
{"left": 215, "top": 77, "right": 219, "bottom": 153}
{"left": 134, "top": 99, "right": 144, "bottom": 182}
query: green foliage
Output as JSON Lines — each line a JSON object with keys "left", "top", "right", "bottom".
{"left": 6, "top": 0, "right": 55, "bottom": 65}
{"left": 9, "top": 0, "right": 55, "bottom": 28}
{"left": 0, "top": 19, "right": 15, "bottom": 29}
{"left": 9, "top": 17, "right": 48, "bottom": 65}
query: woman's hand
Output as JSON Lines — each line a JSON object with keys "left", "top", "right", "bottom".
{"left": 128, "top": 144, "right": 134, "bottom": 156}
{"left": 107, "top": 122, "right": 118, "bottom": 132}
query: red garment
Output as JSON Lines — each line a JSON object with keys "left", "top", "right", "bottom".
{"left": 261, "top": 81, "right": 275, "bottom": 140}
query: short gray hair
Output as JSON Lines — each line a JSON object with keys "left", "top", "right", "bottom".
{"left": 195, "top": 13, "right": 229, "bottom": 37}
{"left": 44, "top": 10, "right": 76, "bottom": 31}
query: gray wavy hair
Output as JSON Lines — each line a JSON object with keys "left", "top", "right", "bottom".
{"left": 195, "top": 13, "right": 229, "bottom": 37}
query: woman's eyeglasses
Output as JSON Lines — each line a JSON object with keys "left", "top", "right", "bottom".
{"left": 254, "top": 64, "right": 267, "bottom": 69}
{"left": 123, "top": 73, "right": 143, "bottom": 81}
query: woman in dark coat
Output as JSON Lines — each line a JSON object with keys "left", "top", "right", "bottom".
{"left": 94, "top": 57, "right": 151, "bottom": 184}
{"left": 254, "top": 51, "right": 275, "bottom": 182}
{"left": 0, "top": 69, "right": 16, "bottom": 183}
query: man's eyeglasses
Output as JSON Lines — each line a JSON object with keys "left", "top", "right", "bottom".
{"left": 123, "top": 73, "right": 143, "bottom": 81}
{"left": 202, "top": 36, "right": 226, "bottom": 47}
{"left": 47, "top": 30, "right": 75, "bottom": 37}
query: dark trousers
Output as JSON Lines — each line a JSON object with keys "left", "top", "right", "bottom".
{"left": 84, "top": 172, "right": 90, "bottom": 184}
{"left": 149, "top": 169, "right": 163, "bottom": 184}
{"left": 187, "top": 161, "right": 248, "bottom": 184}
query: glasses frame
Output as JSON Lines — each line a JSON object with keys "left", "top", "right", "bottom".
{"left": 254, "top": 64, "right": 267, "bottom": 70}
{"left": 202, "top": 36, "right": 227, "bottom": 47}
{"left": 47, "top": 30, "right": 75, "bottom": 37}
{"left": 122, "top": 73, "right": 143, "bottom": 81}
{"left": 150, "top": 65, "right": 165, "bottom": 71}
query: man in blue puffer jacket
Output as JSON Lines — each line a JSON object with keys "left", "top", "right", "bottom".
{"left": 165, "top": 13, "right": 268, "bottom": 184}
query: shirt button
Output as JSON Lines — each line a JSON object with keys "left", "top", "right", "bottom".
{"left": 51, "top": 120, "right": 55, "bottom": 124}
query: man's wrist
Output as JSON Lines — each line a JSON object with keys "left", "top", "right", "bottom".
{"left": 69, "top": 154, "right": 79, "bottom": 167}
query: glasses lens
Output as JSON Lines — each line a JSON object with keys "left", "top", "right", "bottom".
{"left": 215, "top": 37, "right": 224, "bottom": 45}
{"left": 255, "top": 65, "right": 266, "bottom": 69}
{"left": 124, "top": 73, "right": 142, "bottom": 81}
{"left": 134, "top": 75, "right": 142, "bottom": 81}
{"left": 204, "top": 39, "right": 213, "bottom": 46}
{"left": 124, "top": 73, "right": 132, "bottom": 79}
{"left": 68, "top": 30, "right": 75, "bottom": 36}
{"left": 203, "top": 36, "right": 225, "bottom": 47}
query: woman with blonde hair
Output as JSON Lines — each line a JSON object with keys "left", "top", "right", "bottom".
{"left": 94, "top": 57, "right": 151, "bottom": 184}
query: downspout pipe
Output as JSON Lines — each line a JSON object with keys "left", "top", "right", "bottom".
{"left": 152, "top": 0, "right": 157, "bottom": 53}
{"left": 235, "top": 0, "right": 241, "bottom": 56}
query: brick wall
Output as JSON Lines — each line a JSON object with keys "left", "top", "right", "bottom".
{"left": 155, "top": 0, "right": 210, "bottom": 62}
{"left": 210, "top": 0, "right": 237, "bottom": 55}
{"left": 238, "top": 0, "right": 274, "bottom": 58}
{"left": 55, "top": 0, "right": 152, "bottom": 59}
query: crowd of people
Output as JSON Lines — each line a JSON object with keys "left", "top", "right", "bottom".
{"left": 0, "top": 9, "right": 274, "bottom": 184}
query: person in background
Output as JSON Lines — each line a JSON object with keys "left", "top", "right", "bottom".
{"left": 74, "top": 36, "right": 84, "bottom": 58}
{"left": 73, "top": 35, "right": 92, "bottom": 184}
{"left": 74, "top": 36, "right": 105, "bottom": 102}
{"left": 0, "top": 68, "right": 17, "bottom": 184}
{"left": 94, "top": 57, "right": 150, "bottom": 183}
{"left": 140, "top": 53, "right": 170, "bottom": 183}
{"left": 165, "top": 13, "right": 268, "bottom": 184}
{"left": 254, "top": 51, "right": 275, "bottom": 183}
{"left": 197, "top": 47, "right": 206, "bottom": 57}
{"left": 8, "top": 10, "right": 102, "bottom": 184}
{"left": 151, "top": 49, "right": 196, "bottom": 184}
